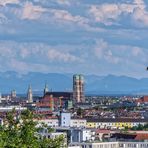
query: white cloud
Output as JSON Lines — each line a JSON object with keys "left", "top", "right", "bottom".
{"left": 132, "top": 47, "right": 143, "bottom": 56}
{"left": 56, "top": 0, "right": 71, "bottom": 6}
{"left": 0, "top": 0, "right": 19, "bottom": 6}
{"left": 132, "top": 7, "right": 148, "bottom": 27}
{"left": 89, "top": 0, "right": 148, "bottom": 27}
{"left": 94, "top": 39, "right": 108, "bottom": 58}
{"left": 134, "top": 0, "right": 145, "bottom": 9}
{"left": 10, "top": 59, "right": 50, "bottom": 73}
{"left": 94, "top": 39, "right": 120, "bottom": 64}
{"left": 50, "top": 9, "right": 89, "bottom": 26}
{"left": 89, "top": 3, "right": 134, "bottom": 25}
{"left": 0, "top": 47, "right": 16, "bottom": 58}
{"left": 21, "top": 2, "right": 47, "bottom": 20}
{"left": 50, "top": 9, "right": 104, "bottom": 31}
{"left": 93, "top": 38, "right": 148, "bottom": 66}
{"left": 0, "top": 41, "right": 83, "bottom": 74}
{"left": 0, "top": 13, "right": 8, "bottom": 24}
{"left": 47, "top": 49, "right": 82, "bottom": 62}
{"left": 20, "top": 48, "right": 30, "bottom": 59}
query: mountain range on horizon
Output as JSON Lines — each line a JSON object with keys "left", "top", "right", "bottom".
{"left": 0, "top": 71, "right": 148, "bottom": 95}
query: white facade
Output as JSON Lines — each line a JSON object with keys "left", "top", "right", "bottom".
{"left": 68, "top": 146, "right": 81, "bottom": 148}
{"left": 0, "top": 106, "right": 27, "bottom": 112}
{"left": 71, "top": 119, "right": 87, "bottom": 128}
{"left": 82, "top": 129, "right": 95, "bottom": 142}
{"left": 60, "top": 112, "right": 71, "bottom": 127}
{"left": 74, "top": 142, "right": 148, "bottom": 148}
{"left": 70, "top": 129, "right": 95, "bottom": 143}
{"left": 37, "top": 119, "right": 59, "bottom": 127}
{"left": 39, "top": 130, "right": 67, "bottom": 147}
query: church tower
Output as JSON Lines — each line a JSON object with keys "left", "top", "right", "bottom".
{"left": 73, "top": 74, "right": 85, "bottom": 103}
{"left": 44, "top": 83, "right": 49, "bottom": 95}
{"left": 27, "top": 85, "right": 33, "bottom": 103}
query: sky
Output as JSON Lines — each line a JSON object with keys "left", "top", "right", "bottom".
{"left": 1, "top": 0, "right": 148, "bottom": 78}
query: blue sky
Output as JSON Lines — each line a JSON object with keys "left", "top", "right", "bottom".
{"left": 0, "top": 0, "right": 148, "bottom": 78}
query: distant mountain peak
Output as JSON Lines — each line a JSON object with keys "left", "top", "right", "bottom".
{"left": 0, "top": 71, "right": 148, "bottom": 95}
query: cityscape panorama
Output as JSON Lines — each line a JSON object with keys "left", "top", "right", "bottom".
{"left": 0, "top": 0, "right": 148, "bottom": 148}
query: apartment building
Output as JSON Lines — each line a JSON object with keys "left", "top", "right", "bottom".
{"left": 70, "top": 119, "right": 87, "bottom": 128}
{"left": 86, "top": 118, "right": 148, "bottom": 129}
{"left": 72, "top": 142, "right": 148, "bottom": 148}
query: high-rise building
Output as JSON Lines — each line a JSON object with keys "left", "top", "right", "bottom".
{"left": 73, "top": 74, "right": 85, "bottom": 103}
{"left": 27, "top": 85, "right": 33, "bottom": 103}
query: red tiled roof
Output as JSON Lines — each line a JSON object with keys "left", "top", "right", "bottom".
{"left": 135, "top": 134, "right": 148, "bottom": 140}
{"left": 96, "top": 129, "right": 111, "bottom": 134}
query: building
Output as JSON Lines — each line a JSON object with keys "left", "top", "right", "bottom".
{"left": 137, "top": 96, "right": 148, "bottom": 103}
{"left": 0, "top": 106, "right": 27, "bottom": 112}
{"left": 95, "top": 129, "right": 112, "bottom": 141}
{"left": 70, "top": 141, "right": 148, "bottom": 148}
{"left": 37, "top": 118, "right": 59, "bottom": 127}
{"left": 55, "top": 127, "right": 96, "bottom": 146}
{"left": 70, "top": 128, "right": 95, "bottom": 144}
{"left": 73, "top": 74, "right": 85, "bottom": 103}
{"left": 11, "top": 90, "right": 16, "bottom": 99}
{"left": 49, "top": 132, "right": 67, "bottom": 147}
{"left": 37, "top": 92, "right": 73, "bottom": 111}
{"left": 44, "top": 92, "right": 73, "bottom": 99}
{"left": 70, "top": 119, "right": 87, "bottom": 128}
{"left": 65, "top": 100, "right": 73, "bottom": 110}
{"left": 60, "top": 112, "right": 71, "bottom": 127}
{"left": 86, "top": 118, "right": 148, "bottom": 129}
{"left": 38, "top": 128, "right": 67, "bottom": 147}
{"left": 27, "top": 85, "right": 33, "bottom": 103}
{"left": 111, "top": 132, "right": 148, "bottom": 141}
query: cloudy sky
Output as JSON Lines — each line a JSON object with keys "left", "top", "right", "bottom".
{"left": 0, "top": 0, "right": 148, "bottom": 78}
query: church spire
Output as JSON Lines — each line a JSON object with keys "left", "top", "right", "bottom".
{"left": 27, "top": 84, "right": 33, "bottom": 103}
{"left": 44, "top": 83, "right": 49, "bottom": 95}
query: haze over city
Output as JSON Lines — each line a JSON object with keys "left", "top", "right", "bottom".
{"left": 0, "top": 0, "right": 148, "bottom": 78}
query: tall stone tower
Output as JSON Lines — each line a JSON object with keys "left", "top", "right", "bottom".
{"left": 44, "top": 83, "right": 49, "bottom": 95}
{"left": 27, "top": 85, "right": 33, "bottom": 103}
{"left": 11, "top": 90, "right": 16, "bottom": 99}
{"left": 73, "top": 74, "right": 85, "bottom": 103}
{"left": 49, "top": 95, "right": 54, "bottom": 111}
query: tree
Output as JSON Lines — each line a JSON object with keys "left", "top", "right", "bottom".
{"left": 77, "top": 108, "right": 84, "bottom": 117}
{"left": 0, "top": 109, "right": 64, "bottom": 148}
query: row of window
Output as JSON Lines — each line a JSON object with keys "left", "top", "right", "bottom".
{"left": 87, "top": 122, "right": 144, "bottom": 126}
{"left": 82, "top": 143, "right": 148, "bottom": 148}
{"left": 82, "top": 144, "right": 118, "bottom": 148}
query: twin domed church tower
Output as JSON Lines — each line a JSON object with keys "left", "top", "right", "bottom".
{"left": 73, "top": 74, "right": 85, "bottom": 103}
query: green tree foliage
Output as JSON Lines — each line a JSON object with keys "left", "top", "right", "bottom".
{"left": 0, "top": 109, "right": 64, "bottom": 148}
{"left": 131, "top": 124, "right": 148, "bottom": 131}
{"left": 77, "top": 108, "right": 84, "bottom": 117}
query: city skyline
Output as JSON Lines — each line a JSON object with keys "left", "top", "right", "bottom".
{"left": 1, "top": 0, "right": 148, "bottom": 78}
